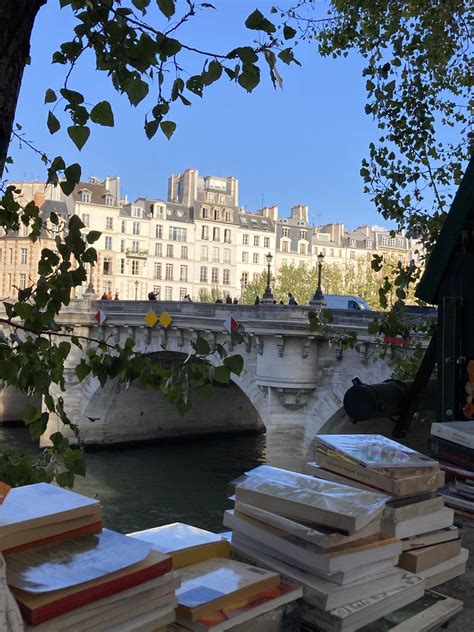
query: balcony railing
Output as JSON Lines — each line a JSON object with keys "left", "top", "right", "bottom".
{"left": 126, "top": 248, "right": 149, "bottom": 258}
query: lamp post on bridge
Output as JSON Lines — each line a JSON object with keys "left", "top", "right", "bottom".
{"left": 134, "top": 280, "right": 139, "bottom": 300}
{"left": 310, "top": 252, "right": 325, "bottom": 306}
{"left": 240, "top": 275, "right": 245, "bottom": 303}
{"left": 261, "top": 252, "right": 275, "bottom": 304}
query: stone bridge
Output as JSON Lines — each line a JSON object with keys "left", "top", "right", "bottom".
{"left": 28, "top": 296, "right": 398, "bottom": 470}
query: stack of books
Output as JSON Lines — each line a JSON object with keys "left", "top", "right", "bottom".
{"left": 429, "top": 421, "right": 474, "bottom": 518}
{"left": 1, "top": 483, "right": 178, "bottom": 630}
{"left": 129, "top": 522, "right": 302, "bottom": 631}
{"left": 308, "top": 435, "right": 468, "bottom": 591}
{"left": 223, "top": 464, "right": 426, "bottom": 632}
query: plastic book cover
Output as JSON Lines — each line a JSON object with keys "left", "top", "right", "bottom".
{"left": 314, "top": 435, "right": 438, "bottom": 469}
{"left": 0, "top": 483, "right": 99, "bottom": 535}
{"left": 234, "top": 466, "right": 389, "bottom": 521}
{"left": 176, "top": 558, "right": 278, "bottom": 610}
{"left": 128, "top": 522, "right": 223, "bottom": 552}
{"left": 6, "top": 528, "right": 152, "bottom": 592}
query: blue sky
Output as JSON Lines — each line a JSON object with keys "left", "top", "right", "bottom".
{"left": 9, "top": 0, "right": 384, "bottom": 226}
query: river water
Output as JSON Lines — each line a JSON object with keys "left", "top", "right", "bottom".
{"left": 0, "top": 426, "right": 266, "bottom": 534}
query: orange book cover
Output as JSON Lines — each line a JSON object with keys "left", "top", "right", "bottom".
{"left": 4, "top": 520, "right": 103, "bottom": 555}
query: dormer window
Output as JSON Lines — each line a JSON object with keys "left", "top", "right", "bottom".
{"left": 105, "top": 194, "right": 114, "bottom": 206}
{"left": 81, "top": 190, "right": 91, "bottom": 203}
{"left": 350, "top": 238, "right": 356, "bottom": 247}
{"left": 131, "top": 206, "right": 143, "bottom": 218}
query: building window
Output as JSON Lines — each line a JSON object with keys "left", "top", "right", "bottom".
{"left": 81, "top": 190, "right": 91, "bottom": 203}
{"left": 381, "top": 235, "right": 389, "bottom": 246}
{"left": 200, "top": 245, "right": 208, "bottom": 261}
{"left": 155, "top": 243, "right": 162, "bottom": 256}
{"left": 397, "top": 237, "right": 404, "bottom": 248}
{"left": 132, "top": 221, "right": 140, "bottom": 235}
{"left": 105, "top": 195, "right": 114, "bottom": 207}
{"left": 131, "top": 260, "right": 139, "bottom": 275}
{"left": 165, "top": 263, "right": 173, "bottom": 280}
{"left": 225, "top": 211, "right": 231, "bottom": 222}
{"left": 131, "top": 206, "right": 143, "bottom": 218}
{"left": 213, "top": 227, "right": 220, "bottom": 241}
{"left": 224, "top": 229, "right": 231, "bottom": 243}
{"left": 299, "top": 243, "right": 306, "bottom": 255}
{"left": 218, "top": 194, "right": 225, "bottom": 204}
{"left": 282, "top": 227, "right": 289, "bottom": 238}
{"left": 166, "top": 244, "right": 174, "bottom": 258}
{"left": 390, "top": 237, "right": 396, "bottom": 247}
{"left": 20, "top": 248, "right": 27, "bottom": 265}
{"left": 264, "top": 237, "right": 270, "bottom": 248}
{"left": 282, "top": 241, "right": 289, "bottom": 253}
{"left": 213, "top": 209, "right": 220, "bottom": 221}
{"left": 201, "top": 225, "right": 209, "bottom": 240}
{"left": 330, "top": 248, "right": 334, "bottom": 257}
{"left": 103, "top": 257, "right": 112, "bottom": 275}
{"left": 9, "top": 248, "right": 13, "bottom": 264}
{"left": 366, "top": 240, "right": 372, "bottom": 249}
{"left": 21, "top": 226, "right": 29, "bottom": 238}
{"left": 212, "top": 247, "right": 219, "bottom": 263}
{"left": 181, "top": 245, "right": 188, "bottom": 259}
{"left": 165, "top": 286, "right": 172, "bottom": 300}
{"left": 202, "top": 207, "right": 209, "bottom": 219}
{"left": 241, "top": 272, "right": 248, "bottom": 286}
{"left": 153, "top": 286, "right": 161, "bottom": 298}
{"left": 81, "top": 213, "right": 90, "bottom": 227}
{"left": 223, "top": 269, "right": 230, "bottom": 285}
{"left": 242, "top": 251, "right": 249, "bottom": 263}
{"left": 253, "top": 253, "right": 259, "bottom": 264}
{"left": 200, "top": 266, "right": 208, "bottom": 282}
{"left": 118, "top": 239, "right": 124, "bottom": 253}
{"left": 121, "top": 220, "right": 126, "bottom": 233}
{"left": 156, "top": 224, "right": 163, "bottom": 239}
{"left": 206, "top": 192, "right": 215, "bottom": 202}
{"left": 211, "top": 267, "right": 219, "bottom": 283}
{"left": 223, "top": 248, "right": 231, "bottom": 264}
{"left": 132, "top": 240, "right": 140, "bottom": 251}
{"left": 242, "top": 234, "right": 249, "bottom": 245}
{"left": 19, "top": 273, "right": 27, "bottom": 289}
{"left": 105, "top": 236, "right": 112, "bottom": 250}
{"left": 180, "top": 265, "right": 188, "bottom": 282}
{"left": 299, "top": 230, "right": 306, "bottom": 240}
{"left": 120, "top": 258, "right": 125, "bottom": 274}
{"left": 254, "top": 235, "right": 259, "bottom": 247}
{"left": 154, "top": 204, "right": 165, "bottom": 219}
{"left": 179, "top": 287, "right": 187, "bottom": 300}
{"left": 169, "top": 226, "right": 187, "bottom": 242}
{"left": 350, "top": 251, "right": 356, "bottom": 260}
{"left": 154, "top": 263, "right": 162, "bottom": 279}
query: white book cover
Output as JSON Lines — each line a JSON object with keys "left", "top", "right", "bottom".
{"left": 225, "top": 510, "right": 400, "bottom": 574}
{"left": 231, "top": 537, "right": 403, "bottom": 612}
{"left": 128, "top": 523, "right": 223, "bottom": 553}
{"left": 300, "top": 571, "right": 425, "bottom": 632}
{"left": 381, "top": 507, "right": 454, "bottom": 539}
{"left": 0, "top": 483, "right": 99, "bottom": 536}
{"left": 431, "top": 421, "right": 474, "bottom": 450}
{"left": 314, "top": 435, "right": 438, "bottom": 469}
{"left": 235, "top": 466, "right": 388, "bottom": 533}
{"left": 234, "top": 501, "right": 381, "bottom": 549}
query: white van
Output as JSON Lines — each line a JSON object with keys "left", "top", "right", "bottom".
{"left": 310, "top": 294, "right": 372, "bottom": 310}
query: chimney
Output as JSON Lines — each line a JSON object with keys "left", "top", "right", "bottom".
{"left": 34, "top": 191, "right": 45, "bottom": 208}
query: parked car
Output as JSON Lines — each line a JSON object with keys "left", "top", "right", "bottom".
{"left": 311, "top": 294, "right": 372, "bottom": 310}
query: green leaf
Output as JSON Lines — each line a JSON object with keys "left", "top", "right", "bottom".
{"left": 145, "top": 118, "right": 160, "bottom": 139}
{"left": 45, "top": 89, "right": 57, "bottom": 104}
{"left": 198, "top": 383, "right": 214, "bottom": 400}
{"left": 90, "top": 101, "right": 114, "bottom": 127}
{"left": 60, "top": 163, "right": 82, "bottom": 196}
{"left": 86, "top": 230, "right": 102, "bottom": 244}
{"left": 29, "top": 413, "right": 49, "bottom": 440}
{"left": 283, "top": 25, "right": 296, "bottom": 40}
{"left": 245, "top": 9, "right": 276, "bottom": 34}
{"left": 67, "top": 126, "right": 90, "bottom": 150}
{"left": 194, "top": 337, "right": 211, "bottom": 355}
{"left": 238, "top": 65, "right": 260, "bottom": 92}
{"left": 160, "top": 120, "right": 176, "bottom": 139}
{"left": 47, "top": 111, "right": 60, "bottom": 134}
{"left": 56, "top": 470, "right": 75, "bottom": 488}
{"left": 59, "top": 88, "right": 84, "bottom": 104}
{"left": 223, "top": 354, "right": 244, "bottom": 376}
{"left": 75, "top": 362, "right": 91, "bottom": 381}
{"left": 202, "top": 60, "right": 222, "bottom": 86}
{"left": 156, "top": 0, "right": 175, "bottom": 18}
{"left": 132, "top": 0, "right": 150, "bottom": 11}
{"left": 124, "top": 77, "right": 149, "bottom": 106}
{"left": 24, "top": 403, "right": 41, "bottom": 424}
{"left": 214, "top": 365, "right": 230, "bottom": 384}
{"left": 186, "top": 76, "right": 204, "bottom": 97}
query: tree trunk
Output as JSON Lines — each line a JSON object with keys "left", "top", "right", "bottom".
{"left": 0, "top": 0, "right": 46, "bottom": 180}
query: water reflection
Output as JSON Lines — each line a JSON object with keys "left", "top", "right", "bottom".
{"left": 0, "top": 426, "right": 266, "bottom": 533}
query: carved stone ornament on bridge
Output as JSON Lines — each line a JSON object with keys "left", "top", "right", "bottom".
{"left": 276, "top": 387, "right": 315, "bottom": 410}
{"left": 302, "top": 336, "right": 315, "bottom": 359}
{"left": 275, "top": 335, "right": 285, "bottom": 357}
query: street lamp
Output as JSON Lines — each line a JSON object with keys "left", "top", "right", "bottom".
{"left": 310, "top": 252, "right": 325, "bottom": 305}
{"left": 134, "top": 280, "right": 139, "bottom": 300}
{"left": 261, "top": 252, "right": 274, "bottom": 303}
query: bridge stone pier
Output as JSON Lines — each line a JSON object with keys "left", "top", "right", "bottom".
{"left": 36, "top": 297, "right": 394, "bottom": 471}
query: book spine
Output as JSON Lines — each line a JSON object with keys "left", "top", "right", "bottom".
{"left": 428, "top": 436, "right": 474, "bottom": 471}
{"left": 431, "top": 425, "right": 474, "bottom": 451}
{"left": 24, "top": 557, "right": 173, "bottom": 625}
{"left": 3, "top": 521, "right": 103, "bottom": 555}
